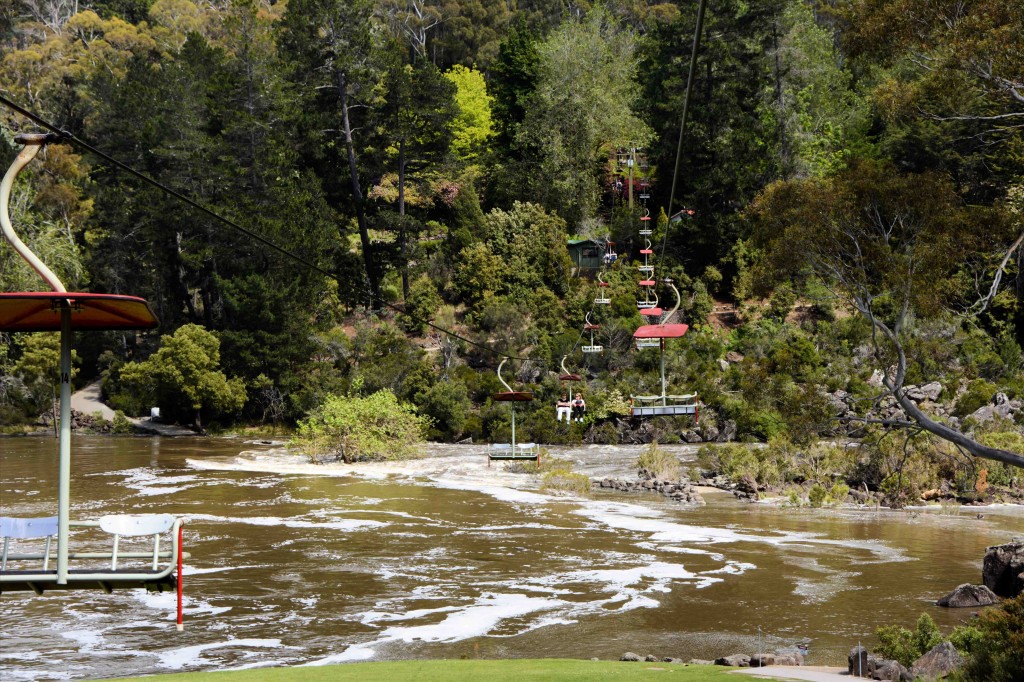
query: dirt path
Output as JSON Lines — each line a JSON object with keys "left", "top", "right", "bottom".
{"left": 70, "top": 380, "right": 197, "bottom": 436}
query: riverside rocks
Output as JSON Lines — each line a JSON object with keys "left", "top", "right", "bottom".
{"left": 936, "top": 583, "right": 999, "bottom": 608}
{"left": 38, "top": 408, "right": 119, "bottom": 433}
{"left": 910, "top": 642, "right": 963, "bottom": 680}
{"left": 619, "top": 651, "right": 800, "bottom": 668}
{"left": 594, "top": 475, "right": 705, "bottom": 506}
{"left": 983, "top": 538, "right": 1024, "bottom": 598}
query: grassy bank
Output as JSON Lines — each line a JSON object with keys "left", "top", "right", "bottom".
{"left": 112, "top": 660, "right": 748, "bottom": 681}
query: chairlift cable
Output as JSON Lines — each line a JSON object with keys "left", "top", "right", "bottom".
{"left": 661, "top": 0, "right": 708, "bottom": 263}
{"left": 0, "top": 94, "right": 532, "bottom": 363}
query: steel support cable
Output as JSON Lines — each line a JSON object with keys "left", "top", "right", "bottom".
{"left": 661, "top": 0, "right": 709, "bottom": 264}
{"left": 0, "top": 94, "right": 531, "bottom": 363}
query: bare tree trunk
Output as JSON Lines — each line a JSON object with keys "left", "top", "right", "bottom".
{"left": 398, "top": 138, "right": 409, "bottom": 300}
{"left": 338, "top": 70, "right": 380, "bottom": 308}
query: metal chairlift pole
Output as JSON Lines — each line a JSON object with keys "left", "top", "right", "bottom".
{"left": 1, "top": 134, "right": 74, "bottom": 584}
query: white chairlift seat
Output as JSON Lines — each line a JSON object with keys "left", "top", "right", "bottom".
{"left": 582, "top": 344, "right": 603, "bottom": 354}
{"left": 595, "top": 296, "right": 611, "bottom": 304}
{"left": 630, "top": 394, "right": 699, "bottom": 417}
{"left": 0, "top": 515, "right": 185, "bottom": 596}
{"left": 635, "top": 338, "right": 661, "bottom": 349}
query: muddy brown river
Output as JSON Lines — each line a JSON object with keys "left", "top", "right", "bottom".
{"left": 1, "top": 436, "right": 1020, "bottom": 680}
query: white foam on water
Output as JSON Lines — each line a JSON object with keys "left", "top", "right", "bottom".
{"left": 134, "top": 588, "right": 232, "bottom": 619}
{"left": 113, "top": 469, "right": 203, "bottom": 497}
{"left": 308, "top": 593, "right": 562, "bottom": 665}
{"left": 155, "top": 638, "right": 287, "bottom": 669}
{"left": 58, "top": 629, "right": 106, "bottom": 652}
{"left": 184, "top": 512, "right": 386, "bottom": 532}
{"left": 184, "top": 564, "right": 265, "bottom": 576}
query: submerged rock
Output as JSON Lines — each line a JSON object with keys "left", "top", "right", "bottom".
{"left": 936, "top": 583, "right": 999, "bottom": 608}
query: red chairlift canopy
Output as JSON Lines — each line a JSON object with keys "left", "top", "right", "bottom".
{"left": 639, "top": 216, "right": 652, "bottom": 221}
{"left": 640, "top": 249, "right": 653, "bottom": 255}
{"left": 0, "top": 292, "right": 159, "bottom": 332}
{"left": 559, "top": 373, "right": 582, "bottom": 382}
{"left": 639, "top": 307, "right": 663, "bottom": 317}
{"left": 639, "top": 279, "right": 656, "bottom": 287}
{"left": 634, "top": 323, "right": 689, "bottom": 339}
{"left": 492, "top": 391, "right": 534, "bottom": 402}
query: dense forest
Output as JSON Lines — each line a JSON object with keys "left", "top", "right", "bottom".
{"left": 1, "top": 0, "right": 1022, "bottom": 501}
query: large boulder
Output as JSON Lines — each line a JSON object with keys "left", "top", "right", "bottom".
{"left": 936, "top": 583, "right": 1000, "bottom": 608}
{"left": 849, "top": 645, "right": 870, "bottom": 677}
{"left": 910, "top": 642, "right": 963, "bottom": 680}
{"left": 872, "top": 659, "right": 911, "bottom": 681}
{"left": 983, "top": 539, "right": 1024, "bottom": 598}
{"left": 714, "top": 654, "right": 750, "bottom": 667}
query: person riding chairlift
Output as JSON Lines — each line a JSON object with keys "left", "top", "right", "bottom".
{"left": 571, "top": 393, "right": 586, "bottom": 422}
{"left": 556, "top": 393, "right": 572, "bottom": 423}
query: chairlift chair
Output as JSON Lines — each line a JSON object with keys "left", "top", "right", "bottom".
{"left": 582, "top": 311, "right": 603, "bottom": 354}
{"left": 630, "top": 279, "right": 699, "bottom": 419}
{"left": 595, "top": 271, "right": 612, "bottom": 305}
{"left": 639, "top": 208, "right": 653, "bottom": 236}
{"left": 0, "top": 133, "right": 187, "bottom": 629}
{"left": 488, "top": 359, "right": 538, "bottom": 467}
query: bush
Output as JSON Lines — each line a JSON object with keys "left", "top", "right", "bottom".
{"left": 111, "top": 410, "right": 134, "bottom": 434}
{"left": 540, "top": 468, "right": 591, "bottom": 496}
{"left": 874, "top": 613, "right": 943, "bottom": 668}
{"left": 956, "top": 594, "right": 1024, "bottom": 682}
{"left": 637, "top": 442, "right": 682, "bottom": 480}
{"left": 291, "top": 390, "right": 429, "bottom": 464}
{"left": 807, "top": 483, "right": 827, "bottom": 507}
{"left": 955, "top": 379, "right": 998, "bottom": 417}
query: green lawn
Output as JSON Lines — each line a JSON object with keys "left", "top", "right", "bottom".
{"left": 112, "top": 659, "right": 756, "bottom": 681}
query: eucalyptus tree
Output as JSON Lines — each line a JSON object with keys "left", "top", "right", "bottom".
{"left": 277, "top": 0, "right": 383, "bottom": 307}
{"left": 516, "top": 5, "right": 652, "bottom": 228}
{"left": 372, "top": 55, "right": 456, "bottom": 298}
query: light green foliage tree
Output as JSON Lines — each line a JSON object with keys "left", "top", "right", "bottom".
{"left": 119, "top": 324, "right": 246, "bottom": 428}
{"left": 292, "top": 389, "right": 429, "bottom": 463}
{"left": 8, "top": 333, "right": 80, "bottom": 414}
{"left": 516, "top": 5, "right": 652, "bottom": 227}
{"left": 444, "top": 64, "right": 494, "bottom": 164}
{"left": 773, "top": 0, "right": 871, "bottom": 177}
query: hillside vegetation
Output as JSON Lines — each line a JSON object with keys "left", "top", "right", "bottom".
{"left": 2, "top": 0, "right": 1022, "bottom": 495}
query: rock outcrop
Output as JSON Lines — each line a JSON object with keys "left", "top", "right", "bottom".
{"left": 983, "top": 539, "right": 1024, "bottom": 598}
{"left": 936, "top": 583, "right": 999, "bottom": 608}
{"left": 911, "top": 642, "right": 963, "bottom": 680}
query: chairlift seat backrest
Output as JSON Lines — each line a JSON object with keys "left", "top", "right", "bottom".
{"left": 1, "top": 516, "right": 58, "bottom": 571}
{"left": 99, "top": 514, "right": 175, "bottom": 571}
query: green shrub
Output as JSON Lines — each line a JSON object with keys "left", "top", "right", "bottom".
{"left": 292, "top": 390, "right": 429, "bottom": 464}
{"left": 955, "top": 379, "right": 998, "bottom": 417}
{"left": 874, "top": 624, "right": 918, "bottom": 667}
{"left": 541, "top": 468, "right": 591, "bottom": 496}
{"left": 807, "top": 483, "right": 827, "bottom": 508}
{"left": 957, "top": 594, "right": 1024, "bottom": 682}
{"left": 874, "top": 613, "right": 944, "bottom": 668}
{"left": 111, "top": 410, "right": 134, "bottom": 434}
{"left": 637, "top": 442, "right": 682, "bottom": 480}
